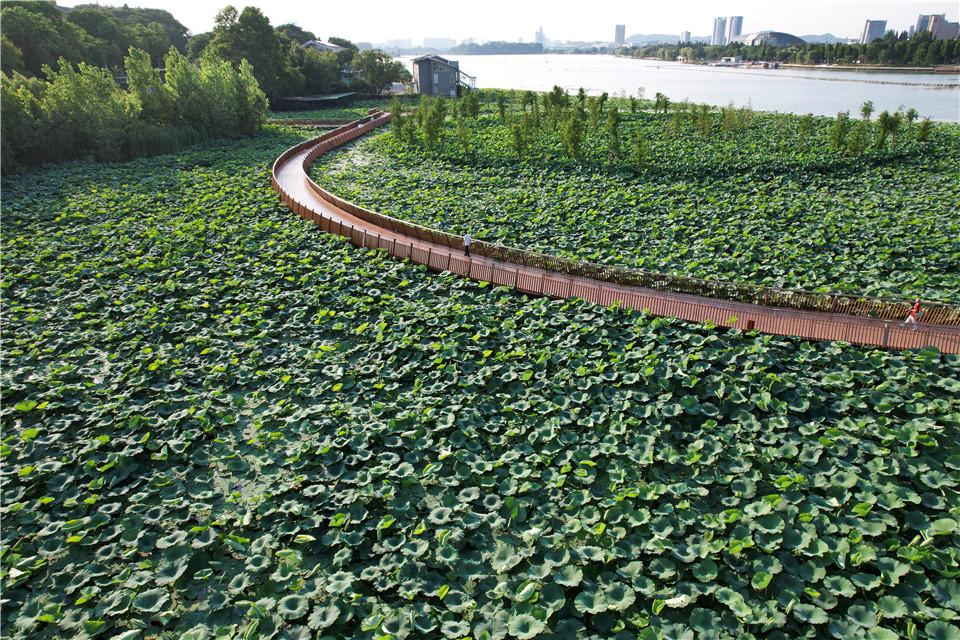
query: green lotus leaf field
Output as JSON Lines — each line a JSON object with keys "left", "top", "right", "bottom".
{"left": 2, "top": 117, "right": 959, "bottom": 640}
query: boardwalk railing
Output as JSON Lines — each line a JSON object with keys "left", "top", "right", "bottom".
{"left": 272, "top": 114, "right": 960, "bottom": 345}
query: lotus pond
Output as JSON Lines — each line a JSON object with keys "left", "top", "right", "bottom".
{"left": 314, "top": 99, "right": 960, "bottom": 303}
{"left": 2, "top": 126, "right": 960, "bottom": 640}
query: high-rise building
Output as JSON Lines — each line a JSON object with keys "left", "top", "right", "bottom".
{"left": 680, "top": 30, "right": 691, "bottom": 43}
{"left": 535, "top": 27, "right": 546, "bottom": 45}
{"left": 712, "top": 17, "right": 727, "bottom": 45}
{"left": 423, "top": 37, "right": 457, "bottom": 49}
{"left": 615, "top": 24, "right": 626, "bottom": 46}
{"left": 915, "top": 14, "right": 932, "bottom": 33}
{"left": 928, "top": 14, "right": 960, "bottom": 40}
{"left": 859, "top": 20, "right": 886, "bottom": 44}
{"left": 727, "top": 16, "right": 743, "bottom": 43}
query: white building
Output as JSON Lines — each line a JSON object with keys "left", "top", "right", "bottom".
{"left": 615, "top": 24, "right": 626, "bottom": 46}
{"left": 712, "top": 17, "right": 727, "bottom": 45}
{"left": 727, "top": 16, "right": 743, "bottom": 42}
{"left": 860, "top": 20, "right": 886, "bottom": 44}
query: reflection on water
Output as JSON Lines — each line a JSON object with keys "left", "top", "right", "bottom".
{"left": 405, "top": 54, "right": 960, "bottom": 122}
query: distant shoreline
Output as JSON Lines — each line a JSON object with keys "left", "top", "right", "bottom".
{"left": 782, "top": 63, "right": 960, "bottom": 74}
{"left": 618, "top": 55, "right": 959, "bottom": 75}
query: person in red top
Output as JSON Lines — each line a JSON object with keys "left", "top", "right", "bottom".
{"left": 902, "top": 299, "right": 921, "bottom": 329}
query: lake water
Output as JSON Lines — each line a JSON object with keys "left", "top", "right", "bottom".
{"left": 414, "top": 54, "right": 960, "bottom": 122}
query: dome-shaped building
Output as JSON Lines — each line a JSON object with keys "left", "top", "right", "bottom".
{"left": 731, "top": 31, "right": 806, "bottom": 46}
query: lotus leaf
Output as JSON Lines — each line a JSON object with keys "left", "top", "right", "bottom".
{"left": 574, "top": 589, "right": 608, "bottom": 615}
{"left": 132, "top": 588, "right": 169, "bottom": 614}
{"left": 926, "top": 622, "right": 960, "bottom": 640}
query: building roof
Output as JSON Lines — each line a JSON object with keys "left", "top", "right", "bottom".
{"left": 411, "top": 54, "right": 456, "bottom": 65}
{"left": 302, "top": 40, "right": 346, "bottom": 52}
{"left": 731, "top": 31, "right": 806, "bottom": 46}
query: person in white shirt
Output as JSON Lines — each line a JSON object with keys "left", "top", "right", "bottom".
{"left": 463, "top": 233, "right": 471, "bottom": 257}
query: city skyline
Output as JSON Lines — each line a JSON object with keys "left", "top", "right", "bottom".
{"left": 55, "top": 0, "right": 960, "bottom": 45}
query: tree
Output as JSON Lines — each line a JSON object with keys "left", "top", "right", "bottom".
{"left": 422, "top": 99, "right": 443, "bottom": 152}
{"left": 40, "top": 58, "right": 138, "bottom": 162}
{"left": 389, "top": 97, "right": 405, "bottom": 140}
{"left": 78, "top": 4, "right": 190, "bottom": 53}
{"left": 875, "top": 110, "right": 890, "bottom": 149}
{"left": 847, "top": 121, "right": 867, "bottom": 155}
{"left": 905, "top": 107, "right": 918, "bottom": 134}
{"left": 633, "top": 131, "right": 649, "bottom": 170}
{"left": 350, "top": 49, "right": 408, "bottom": 95}
{"left": 887, "top": 110, "right": 902, "bottom": 150}
{"left": 1, "top": 34, "right": 26, "bottom": 76}
{"left": 125, "top": 46, "right": 170, "bottom": 125}
{"left": 298, "top": 48, "right": 340, "bottom": 94}
{"left": 916, "top": 117, "right": 932, "bottom": 142}
{"left": 698, "top": 104, "right": 711, "bottom": 140}
{"left": 606, "top": 107, "right": 621, "bottom": 160}
{"left": 462, "top": 90, "right": 480, "bottom": 118}
{"left": 207, "top": 6, "right": 293, "bottom": 100}
{"left": 875, "top": 110, "right": 902, "bottom": 151}
{"left": 797, "top": 113, "right": 814, "bottom": 152}
{"left": 829, "top": 111, "right": 851, "bottom": 152}
{"left": 276, "top": 23, "right": 316, "bottom": 46}
{"left": 1, "top": 6, "right": 80, "bottom": 77}
{"left": 328, "top": 36, "right": 358, "bottom": 68}
{"left": 186, "top": 32, "right": 213, "bottom": 61}
{"left": 1, "top": 71, "right": 43, "bottom": 171}
{"left": 457, "top": 120, "right": 470, "bottom": 155}
{"left": 654, "top": 92, "right": 670, "bottom": 115}
{"left": 721, "top": 102, "right": 738, "bottom": 139}
{"left": 860, "top": 100, "right": 874, "bottom": 121}
{"left": 66, "top": 8, "right": 131, "bottom": 69}
{"left": 495, "top": 91, "right": 506, "bottom": 120}
{"left": 232, "top": 58, "right": 269, "bottom": 135}
{"left": 587, "top": 96, "right": 603, "bottom": 128}
{"left": 509, "top": 123, "right": 526, "bottom": 160}
{"left": 561, "top": 108, "right": 585, "bottom": 159}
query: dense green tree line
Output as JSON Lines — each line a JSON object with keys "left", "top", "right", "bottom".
{"left": 618, "top": 31, "right": 960, "bottom": 66}
{"left": 1, "top": 3, "right": 410, "bottom": 102}
{"left": 1, "top": 47, "right": 267, "bottom": 172}
{"left": 0, "top": 1, "right": 187, "bottom": 76}
{"left": 0, "top": 2, "right": 411, "bottom": 171}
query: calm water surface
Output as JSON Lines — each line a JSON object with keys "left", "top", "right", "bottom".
{"left": 418, "top": 54, "right": 960, "bottom": 122}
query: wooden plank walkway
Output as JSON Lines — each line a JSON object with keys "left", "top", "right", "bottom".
{"left": 271, "top": 113, "right": 960, "bottom": 354}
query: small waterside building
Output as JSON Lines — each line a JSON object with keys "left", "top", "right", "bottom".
{"left": 411, "top": 55, "right": 476, "bottom": 97}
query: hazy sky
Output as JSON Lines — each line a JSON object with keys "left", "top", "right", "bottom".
{"left": 57, "top": 0, "right": 960, "bottom": 44}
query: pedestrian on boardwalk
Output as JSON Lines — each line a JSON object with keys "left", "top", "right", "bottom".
{"left": 463, "top": 233, "right": 471, "bottom": 258}
{"left": 901, "top": 298, "right": 921, "bottom": 329}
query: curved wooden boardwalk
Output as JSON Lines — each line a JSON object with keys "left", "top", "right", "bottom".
{"left": 271, "top": 112, "right": 960, "bottom": 354}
